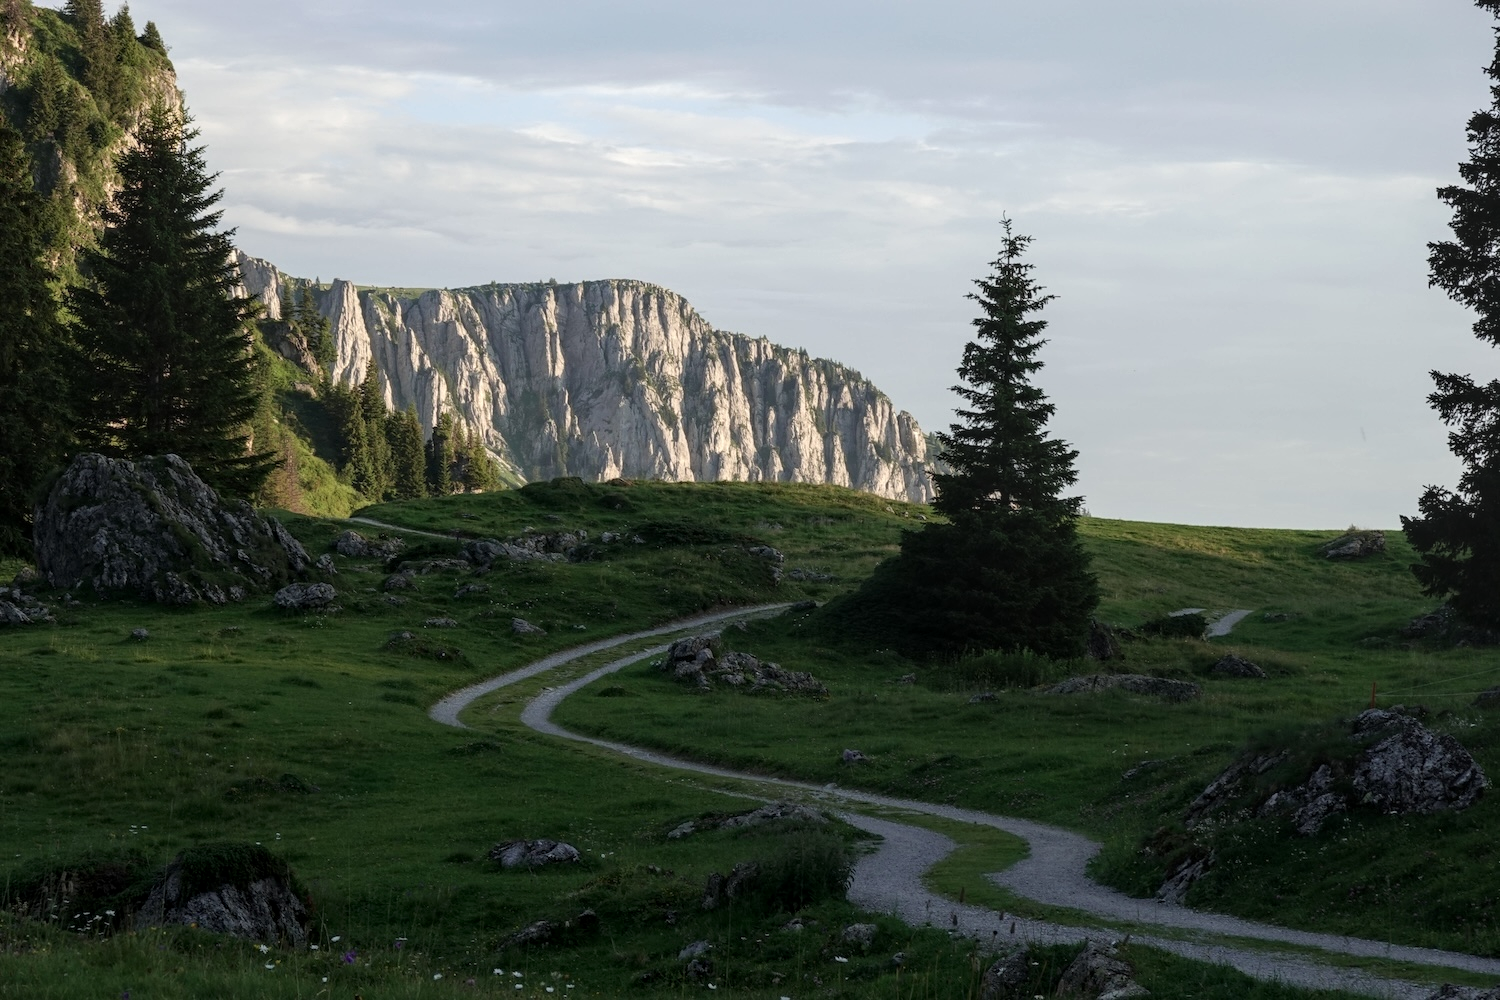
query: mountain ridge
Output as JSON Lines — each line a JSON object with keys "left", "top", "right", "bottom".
{"left": 235, "top": 252, "right": 936, "bottom": 503}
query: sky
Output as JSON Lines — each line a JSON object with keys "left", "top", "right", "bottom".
{"left": 53, "top": 1, "right": 1500, "bottom": 527}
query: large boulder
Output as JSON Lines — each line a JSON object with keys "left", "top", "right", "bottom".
{"left": 134, "top": 844, "right": 308, "bottom": 945}
{"left": 660, "top": 632, "right": 827, "bottom": 695}
{"left": 1055, "top": 941, "right": 1149, "bottom": 999}
{"left": 34, "top": 454, "right": 308, "bottom": 605}
{"left": 489, "top": 839, "right": 581, "bottom": 869}
{"left": 1322, "top": 529, "right": 1385, "bottom": 559}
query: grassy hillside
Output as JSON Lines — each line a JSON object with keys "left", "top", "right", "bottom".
{"left": 0, "top": 481, "right": 1459, "bottom": 996}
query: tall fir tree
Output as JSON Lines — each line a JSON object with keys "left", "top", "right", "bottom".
{"left": 71, "top": 104, "right": 275, "bottom": 497}
{"left": 0, "top": 118, "right": 70, "bottom": 554}
{"left": 357, "top": 359, "right": 393, "bottom": 498}
{"left": 328, "top": 379, "right": 374, "bottom": 491}
{"left": 425, "top": 411, "right": 455, "bottom": 496}
{"left": 837, "top": 221, "right": 1098, "bottom": 659}
{"left": 460, "top": 423, "right": 501, "bottom": 492}
{"left": 139, "top": 20, "right": 166, "bottom": 55}
{"left": 387, "top": 406, "right": 427, "bottom": 501}
{"left": 1402, "top": 0, "right": 1500, "bottom": 629}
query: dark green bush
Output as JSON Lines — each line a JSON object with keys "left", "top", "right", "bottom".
{"left": 746, "top": 828, "right": 853, "bottom": 914}
{"left": 1139, "top": 612, "right": 1206, "bottom": 639}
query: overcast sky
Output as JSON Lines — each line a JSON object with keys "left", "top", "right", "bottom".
{"left": 59, "top": 1, "right": 1500, "bottom": 527}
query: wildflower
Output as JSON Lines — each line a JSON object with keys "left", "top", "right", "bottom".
{"left": 342, "top": 950, "right": 358, "bottom": 965}
{"left": 395, "top": 937, "right": 407, "bottom": 950}
{"left": 547, "top": 989, "right": 555, "bottom": 994}
{"left": 495, "top": 969, "right": 504, "bottom": 975}
{"left": 264, "top": 962, "right": 275, "bottom": 970}
{"left": 105, "top": 910, "right": 116, "bottom": 917}
{"left": 834, "top": 956, "right": 848, "bottom": 963}
{"left": 258, "top": 944, "right": 270, "bottom": 954}
{"left": 433, "top": 973, "right": 443, "bottom": 981}
{"left": 322, "top": 978, "right": 328, "bottom": 984}
{"left": 309, "top": 944, "right": 319, "bottom": 951}
{"left": 331, "top": 935, "right": 342, "bottom": 943}
{"left": 513, "top": 971, "right": 524, "bottom": 978}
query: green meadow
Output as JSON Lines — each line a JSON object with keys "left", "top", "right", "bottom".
{"left": 0, "top": 478, "right": 1470, "bottom": 997}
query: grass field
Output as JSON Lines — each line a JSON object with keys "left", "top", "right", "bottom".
{"left": 0, "top": 479, "right": 1464, "bottom": 996}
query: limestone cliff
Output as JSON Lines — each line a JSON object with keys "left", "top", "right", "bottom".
{"left": 235, "top": 253, "right": 934, "bottom": 503}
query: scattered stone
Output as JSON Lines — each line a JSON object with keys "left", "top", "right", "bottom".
{"left": 412, "top": 558, "right": 469, "bottom": 575}
{"left": 1047, "top": 674, "right": 1201, "bottom": 703}
{"left": 461, "top": 530, "right": 591, "bottom": 569}
{"left": 897, "top": 673, "right": 917, "bottom": 685}
{"left": 685, "top": 956, "right": 713, "bottom": 980}
{"left": 1322, "top": 529, "right": 1386, "bottom": 559}
{"left": 315, "top": 553, "right": 337, "bottom": 576}
{"left": 134, "top": 845, "right": 307, "bottom": 945}
{"left": 979, "top": 948, "right": 1032, "bottom": 1000}
{"left": 660, "top": 632, "right": 827, "bottom": 695}
{"left": 34, "top": 453, "right": 309, "bottom": 605}
{"left": 512, "top": 618, "right": 546, "bottom": 636}
{"left": 747, "top": 545, "right": 784, "bottom": 564}
{"left": 782, "top": 917, "right": 807, "bottom": 933}
{"left": 969, "top": 692, "right": 997, "bottom": 704}
{"left": 786, "top": 568, "right": 834, "bottom": 582}
{"left": 454, "top": 583, "right": 490, "bottom": 599}
{"left": 9, "top": 566, "right": 40, "bottom": 589}
{"left": 1421, "top": 985, "right": 1500, "bottom": 1000}
{"left": 489, "top": 839, "right": 581, "bottom": 869}
{"left": 333, "top": 530, "right": 404, "bottom": 559}
{"left": 842, "top": 749, "right": 868, "bottom": 765}
{"left": 383, "top": 572, "right": 414, "bottom": 592}
{"left": 1402, "top": 604, "right": 1500, "bottom": 647}
{"left": 1157, "top": 853, "right": 1213, "bottom": 904}
{"left": 1055, "top": 941, "right": 1149, "bottom": 999}
{"left": 1211, "top": 654, "right": 1267, "bottom": 679}
{"left": 0, "top": 597, "right": 52, "bottom": 626}
{"left": 678, "top": 940, "right": 711, "bottom": 961}
{"left": 1087, "top": 619, "right": 1122, "bottom": 661}
{"left": 1262, "top": 612, "right": 1292, "bottom": 623}
{"left": 130, "top": 628, "right": 150, "bottom": 642}
{"left": 701, "top": 861, "right": 759, "bottom": 911}
{"left": 600, "top": 531, "right": 621, "bottom": 544}
{"left": 507, "top": 919, "right": 555, "bottom": 947}
{"left": 841, "top": 923, "right": 877, "bottom": 952}
{"left": 667, "top": 801, "right": 827, "bottom": 839}
{"left": 273, "top": 583, "right": 338, "bottom": 612}
{"left": 789, "top": 599, "right": 819, "bottom": 611}
{"left": 424, "top": 617, "right": 459, "bottom": 629}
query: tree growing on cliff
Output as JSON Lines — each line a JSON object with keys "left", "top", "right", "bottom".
{"left": 1402, "top": 0, "right": 1500, "bottom": 629}
{"left": 0, "top": 118, "right": 70, "bottom": 554}
{"left": 836, "top": 220, "right": 1097, "bottom": 658}
{"left": 71, "top": 105, "right": 274, "bottom": 496}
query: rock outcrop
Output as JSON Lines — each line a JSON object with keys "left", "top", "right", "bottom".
{"left": 1322, "top": 529, "right": 1386, "bottom": 559}
{"left": 661, "top": 633, "right": 827, "bottom": 695}
{"left": 235, "top": 254, "right": 934, "bottom": 503}
{"left": 667, "top": 800, "right": 827, "bottom": 840}
{"left": 134, "top": 845, "right": 308, "bottom": 945}
{"left": 1186, "top": 709, "right": 1488, "bottom": 837}
{"left": 489, "top": 839, "right": 581, "bottom": 869}
{"left": 34, "top": 454, "right": 309, "bottom": 605}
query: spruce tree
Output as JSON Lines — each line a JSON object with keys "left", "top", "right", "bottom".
{"left": 0, "top": 118, "right": 70, "bottom": 554}
{"left": 358, "top": 359, "right": 393, "bottom": 497}
{"left": 460, "top": 424, "right": 500, "bottom": 492}
{"left": 139, "top": 20, "right": 165, "bottom": 55}
{"left": 71, "top": 104, "right": 275, "bottom": 497}
{"left": 426, "top": 412, "right": 455, "bottom": 496}
{"left": 1402, "top": 0, "right": 1500, "bottom": 629}
{"left": 839, "top": 221, "right": 1098, "bottom": 659}
{"left": 388, "top": 406, "right": 427, "bottom": 500}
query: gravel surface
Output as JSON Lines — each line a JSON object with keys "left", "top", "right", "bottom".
{"left": 429, "top": 612, "right": 1500, "bottom": 998}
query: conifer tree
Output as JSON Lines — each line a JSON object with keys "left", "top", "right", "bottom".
{"left": 388, "top": 406, "right": 427, "bottom": 500}
{"left": 1403, "top": 0, "right": 1500, "bottom": 628}
{"left": 0, "top": 118, "right": 70, "bottom": 554}
{"left": 139, "top": 20, "right": 165, "bottom": 55}
{"left": 838, "top": 221, "right": 1098, "bottom": 659}
{"left": 1, "top": 0, "right": 29, "bottom": 36}
{"left": 71, "top": 104, "right": 275, "bottom": 497}
{"left": 426, "top": 412, "right": 455, "bottom": 496}
{"left": 460, "top": 424, "right": 500, "bottom": 492}
{"left": 358, "top": 359, "right": 393, "bottom": 497}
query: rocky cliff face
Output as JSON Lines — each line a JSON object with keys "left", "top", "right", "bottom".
{"left": 235, "top": 253, "right": 934, "bottom": 503}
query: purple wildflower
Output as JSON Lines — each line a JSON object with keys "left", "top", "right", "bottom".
{"left": 341, "top": 950, "right": 358, "bottom": 965}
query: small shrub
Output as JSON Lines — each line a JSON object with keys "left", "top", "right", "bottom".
{"left": 926, "top": 649, "right": 1072, "bottom": 691}
{"left": 746, "top": 828, "right": 852, "bottom": 914}
{"left": 1139, "top": 612, "right": 1206, "bottom": 639}
{"left": 595, "top": 685, "right": 637, "bottom": 698}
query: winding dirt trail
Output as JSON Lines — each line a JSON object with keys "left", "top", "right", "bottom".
{"left": 429, "top": 611, "right": 1500, "bottom": 999}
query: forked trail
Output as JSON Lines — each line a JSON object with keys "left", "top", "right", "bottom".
{"left": 429, "top": 608, "right": 1500, "bottom": 1000}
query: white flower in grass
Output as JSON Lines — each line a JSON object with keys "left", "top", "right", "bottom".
{"left": 433, "top": 973, "right": 443, "bottom": 981}
{"left": 331, "top": 935, "right": 341, "bottom": 943}
{"left": 495, "top": 969, "right": 504, "bottom": 975}
{"left": 834, "top": 956, "right": 848, "bottom": 963}
{"left": 264, "top": 962, "right": 275, "bottom": 970}
{"left": 258, "top": 944, "right": 270, "bottom": 954}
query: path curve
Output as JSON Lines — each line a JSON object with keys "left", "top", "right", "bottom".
{"left": 430, "top": 614, "right": 1500, "bottom": 999}
{"left": 347, "top": 516, "right": 461, "bottom": 542}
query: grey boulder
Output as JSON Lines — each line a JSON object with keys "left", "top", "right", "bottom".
{"left": 1048, "top": 674, "right": 1201, "bottom": 703}
{"left": 34, "top": 453, "right": 309, "bottom": 605}
{"left": 134, "top": 848, "right": 307, "bottom": 945}
{"left": 489, "top": 839, "right": 580, "bottom": 869}
{"left": 273, "top": 583, "right": 338, "bottom": 611}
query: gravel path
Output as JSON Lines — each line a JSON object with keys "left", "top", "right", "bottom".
{"left": 1207, "top": 609, "right": 1254, "bottom": 637}
{"left": 346, "top": 516, "right": 461, "bottom": 542}
{"left": 429, "top": 614, "right": 1500, "bottom": 998}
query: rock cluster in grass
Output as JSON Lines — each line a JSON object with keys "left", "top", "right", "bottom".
{"left": 489, "top": 838, "right": 581, "bottom": 869}
{"left": 134, "top": 846, "right": 309, "bottom": 945}
{"left": 1402, "top": 604, "right": 1500, "bottom": 647}
{"left": 1185, "top": 709, "right": 1488, "bottom": 843}
{"left": 34, "top": 453, "right": 309, "bottom": 605}
{"left": 1047, "top": 673, "right": 1201, "bottom": 703}
{"left": 980, "top": 941, "right": 1147, "bottom": 1000}
{"left": 1210, "top": 654, "right": 1266, "bottom": 679}
{"left": 1086, "top": 619, "right": 1122, "bottom": 661}
{"left": 0, "top": 589, "right": 52, "bottom": 626}
{"left": 1321, "top": 528, "right": 1385, "bottom": 559}
{"left": 461, "top": 530, "right": 593, "bottom": 569}
{"left": 333, "top": 529, "right": 404, "bottom": 559}
{"left": 667, "top": 800, "right": 827, "bottom": 840}
{"left": 1422, "top": 984, "right": 1500, "bottom": 1000}
{"left": 661, "top": 633, "right": 827, "bottom": 695}
{"left": 701, "top": 861, "right": 760, "bottom": 910}
{"left": 273, "top": 582, "right": 338, "bottom": 611}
